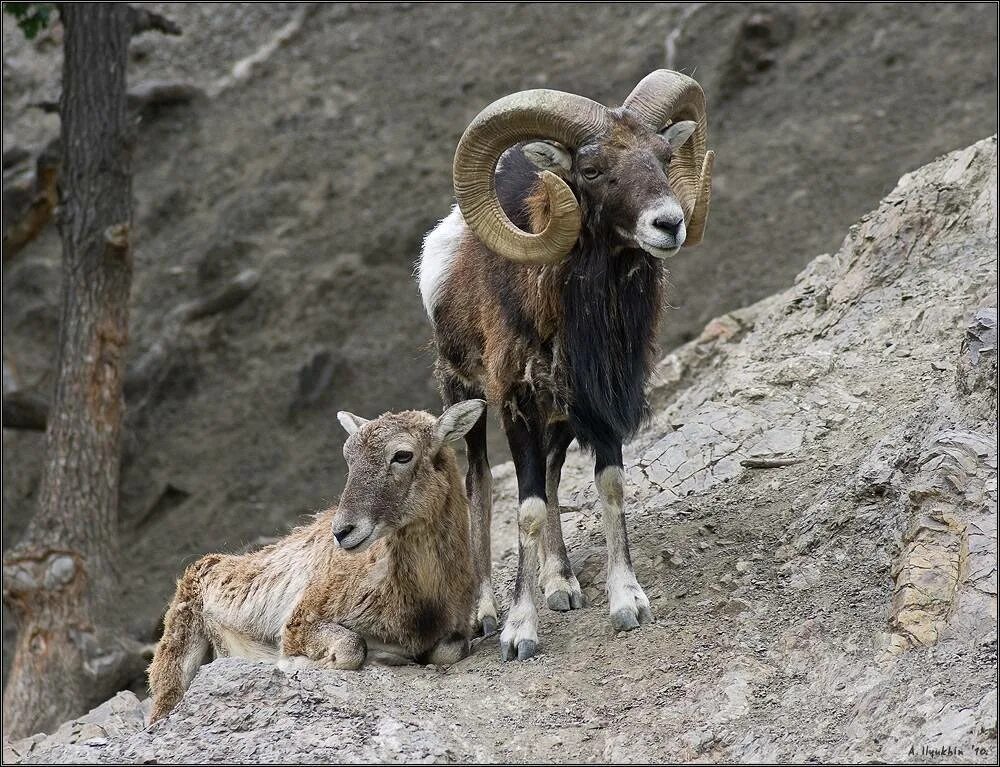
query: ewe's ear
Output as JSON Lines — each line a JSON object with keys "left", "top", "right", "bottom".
{"left": 522, "top": 141, "right": 572, "bottom": 175}
{"left": 435, "top": 400, "right": 486, "bottom": 444}
{"left": 661, "top": 120, "right": 697, "bottom": 150}
{"left": 337, "top": 411, "right": 369, "bottom": 436}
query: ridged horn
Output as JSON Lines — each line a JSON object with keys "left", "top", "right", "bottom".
{"left": 624, "top": 69, "right": 714, "bottom": 245}
{"left": 453, "top": 90, "right": 610, "bottom": 264}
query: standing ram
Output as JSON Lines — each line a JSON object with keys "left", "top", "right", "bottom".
{"left": 417, "top": 70, "right": 714, "bottom": 661}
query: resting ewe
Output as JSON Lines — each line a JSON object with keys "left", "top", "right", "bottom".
{"left": 148, "top": 401, "right": 484, "bottom": 721}
{"left": 418, "top": 70, "right": 714, "bottom": 660}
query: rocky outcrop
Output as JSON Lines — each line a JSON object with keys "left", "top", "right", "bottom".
{"left": 3, "top": 5, "right": 998, "bottom": 689}
{"left": 7, "top": 137, "right": 996, "bottom": 764}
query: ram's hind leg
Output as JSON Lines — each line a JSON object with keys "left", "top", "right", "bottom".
{"left": 499, "top": 390, "right": 547, "bottom": 661}
{"left": 280, "top": 615, "right": 367, "bottom": 672}
{"left": 442, "top": 372, "right": 498, "bottom": 637}
{"left": 540, "top": 420, "right": 585, "bottom": 612}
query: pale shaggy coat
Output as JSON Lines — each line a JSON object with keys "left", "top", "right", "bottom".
{"left": 148, "top": 409, "right": 478, "bottom": 722}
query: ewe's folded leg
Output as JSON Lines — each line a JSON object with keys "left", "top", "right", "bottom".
{"left": 280, "top": 617, "right": 367, "bottom": 671}
{"left": 425, "top": 633, "right": 471, "bottom": 666}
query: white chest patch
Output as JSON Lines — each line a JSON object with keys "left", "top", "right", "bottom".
{"left": 417, "top": 205, "right": 465, "bottom": 319}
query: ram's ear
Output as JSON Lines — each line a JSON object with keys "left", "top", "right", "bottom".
{"left": 337, "top": 411, "right": 369, "bottom": 436}
{"left": 434, "top": 400, "right": 486, "bottom": 445}
{"left": 522, "top": 141, "right": 572, "bottom": 175}
{"left": 661, "top": 120, "right": 698, "bottom": 150}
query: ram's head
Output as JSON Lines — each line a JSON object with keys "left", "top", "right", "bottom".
{"left": 453, "top": 70, "right": 715, "bottom": 264}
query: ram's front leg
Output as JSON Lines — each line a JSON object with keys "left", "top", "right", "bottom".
{"left": 596, "top": 442, "right": 652, "bottom": 631}
{"left": 442, "top": 373, "right": 498, "bottom": 637}
{"left": 280, "top": 613, "right": 367, "bottom": 672}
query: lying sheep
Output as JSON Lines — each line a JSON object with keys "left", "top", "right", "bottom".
{"left": 148, "top": 400, "right": 484, "bottom": 722}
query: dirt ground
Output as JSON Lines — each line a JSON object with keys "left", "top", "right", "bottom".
{"left": 2, "top": 1, "right": 997, "bottom": 721}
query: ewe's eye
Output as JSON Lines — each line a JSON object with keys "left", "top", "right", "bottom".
{"left": 581, "top": 166, "right": 601, "bottom": 181}
{"left": 391, "top": 450, "right": 413, "bottom": 465}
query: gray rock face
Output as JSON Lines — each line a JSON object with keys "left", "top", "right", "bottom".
{"left": 7, "top": 137, "right": 996, "bottom": 764}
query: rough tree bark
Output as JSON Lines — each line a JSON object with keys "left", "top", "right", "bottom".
{"left": 1, "top": 4, "right": 141, "bottom": 738}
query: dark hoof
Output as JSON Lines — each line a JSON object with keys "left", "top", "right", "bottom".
{"left": 517, "top": 639, "right": 537, "bottom": 660}
{"left": 500, "top": 638, "right": 538, "bottom": 662}
{"left": 547, "top": 591, "right": 571, "bottom": 611}
{"left": 500, "top": 640, "right": 514, "bottom": 662}
{"left": 481, "top": 616, "right": 498, "bottom": 637}
{"left": 610, "top": 608, "right": 640, "bottom": 632}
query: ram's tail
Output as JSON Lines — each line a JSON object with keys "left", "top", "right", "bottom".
{"left": 147, "top": 557, "right": 217, "bottom": 723}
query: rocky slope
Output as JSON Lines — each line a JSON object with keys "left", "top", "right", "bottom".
{"left": 6, "top": 135, "right": 996, "bottom": 764}
{"left": 2, "top": 2, "right": 997, "bottom": 690}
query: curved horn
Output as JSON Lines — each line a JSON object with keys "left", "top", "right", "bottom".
{"left": 453, "top": 90, "right": 610, "bottom": 265}
{"left": 624, "top": 70, "right": 715, "bottom": 246}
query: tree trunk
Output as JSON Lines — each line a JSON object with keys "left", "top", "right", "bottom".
{"left": 2, "top": 4, "right": 139, "bottom": 738}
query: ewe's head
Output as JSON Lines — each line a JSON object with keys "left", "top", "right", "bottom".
{"left": 330, "top": 400, "right": 485, "bottom": 553}
{"left": 453, "top": 69, "right": 714, "bottom": 264}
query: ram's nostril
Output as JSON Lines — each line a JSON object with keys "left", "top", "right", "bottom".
{"left": 333, "top": 525, "right": 355, "bottom": 545}
{"left": 653, "top": 216, "right": 682, "bottom": 237}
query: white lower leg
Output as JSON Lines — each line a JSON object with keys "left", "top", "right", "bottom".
{"left": 540, "top": 450, "right": 584, "bottom": 610}
{"left": 500, "top": 497, "right": 545, "bottom": 660}
{"left": 597, "top": 466, "right": 652, "bottom": 631}
{"left": 476, "top": 579, "right": 498, "bottom": 634}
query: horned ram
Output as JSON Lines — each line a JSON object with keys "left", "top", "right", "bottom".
{"left": 417, "top": 70, "right": 715, "bottom": 661}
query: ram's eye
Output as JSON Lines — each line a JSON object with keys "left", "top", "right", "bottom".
{"left": 391, "top": 450, "right": 413, "bottom": 465}
{"left": 581, "top": 166, "right": 601, "bottom": 180}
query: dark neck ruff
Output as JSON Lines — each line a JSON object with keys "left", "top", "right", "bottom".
{"left": 559, "top": 230, "right": 662, "bottom": 452}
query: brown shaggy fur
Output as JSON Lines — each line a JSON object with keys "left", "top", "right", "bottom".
{"left": 148, "top": 408, "right": 478, "bottom": 723}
